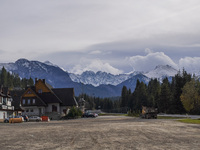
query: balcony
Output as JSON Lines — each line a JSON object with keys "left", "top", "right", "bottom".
{"left": 0, "top": 105, "right": 7, "bottom": 110}
{"left": 0, "top": 105, "right": 14, "bottom": 110}
{"left": 7, "top": 106, "right": 14, "bottom": 110}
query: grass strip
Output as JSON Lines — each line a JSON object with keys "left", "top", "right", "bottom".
{"left": 157, "top": 116, "right": 187, "bottom": 119}
{"left": 178, "top": 119, "right": 200, "bottom": 124}
{"left": 98, "top": 113, "right": 127, "bottom": 116}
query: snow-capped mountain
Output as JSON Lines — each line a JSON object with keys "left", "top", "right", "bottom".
{"left": 0, "top": 59, "right": 180, "bottom": 97}
{"left": 69, "top": 65, "right": 178, "bottom": 87}
{"left": 0, "top": 59, "right": 72, "bottom": 87}
{"left": 69, "top": 71, "right": 140, "bottom": 87}
{"left": 117, "top": 73, "right": 150, "bottom": 92}
{"left": 144, "top": 65, "right": 178, "bottom": 82}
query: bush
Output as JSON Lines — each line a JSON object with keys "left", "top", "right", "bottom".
{"left": 66, "top": 106, "right": 83, "bottom": 119}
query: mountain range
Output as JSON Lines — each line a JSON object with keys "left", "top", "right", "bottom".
{"left": 0, "top": 59, "right": 178, "bottom": 97}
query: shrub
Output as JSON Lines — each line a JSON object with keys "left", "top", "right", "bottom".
{"left": 66, "top": 106, "right": 83, "bottom": 119}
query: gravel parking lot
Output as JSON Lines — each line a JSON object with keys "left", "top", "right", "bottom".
{"left": 0, "top": 116, "right": 200, "bottom": 150}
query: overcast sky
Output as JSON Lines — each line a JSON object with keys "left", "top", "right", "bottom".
{"left": 1, "top": 0, "right": 200, "bottom": 74}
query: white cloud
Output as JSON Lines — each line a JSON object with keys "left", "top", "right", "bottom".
{"left": 179, "top": 57, "right": 200, "bottom": 73}
{"left": 145, "top": 48, "right": 153, "bottom": 54}
{"left": 70, "top": 59, "right": 123, "bottom": 75}
{"left": 126, "top": 51, "right": 178, "bottom": 72}
{"left": 89, "top": 50, "right": 102, "bottom": 55}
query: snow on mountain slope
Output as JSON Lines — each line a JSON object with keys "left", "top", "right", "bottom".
{"left": 69, "top": 71, "right": 140, "bottom": 86}
{"left": 69, "top": 65, "right": 178, "bottom": 86}
{"left": 144, "top": 65, "right": 178, "bottom": 80}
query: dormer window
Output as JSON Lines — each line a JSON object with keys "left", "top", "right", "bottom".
{"left": 28, "top": 91, "right": 32, "bottom": 94}
{"left": 38, "top": 89, "right": 42, "bottom": 94}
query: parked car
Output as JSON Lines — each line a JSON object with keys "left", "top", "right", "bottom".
{"left": 82, "top": 112, "right": 98, "bottom": 118}
{"left": 29, "top": 116, "right": 42, "bottom": 122}
{"left": 4, "top": 118, "right": 10, "bottom": 123}
{"left": 4, "top": 115, "right": 14, "bottom": 123}
{"left": 22, "top": 115, "right": 29, "bottom": 122}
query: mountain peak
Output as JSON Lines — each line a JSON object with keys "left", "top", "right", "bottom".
{"left": 15, "top": 58, "right": 30, "bottom": 64}
{"left": 145, "top": 65, "right": 178, "bottom": 79}
{"left": 155, "top": 65, "right": 174, "bottom": 70}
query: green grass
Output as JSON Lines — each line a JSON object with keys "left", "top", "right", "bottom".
{"left": 157, "top": 116, "right": 187, "bottom": 119}
{"left": 178, "top": 119, "right": 200, "bottom": 124}
{"left": 98, "top": 113, "right": 127, "bottom": 116}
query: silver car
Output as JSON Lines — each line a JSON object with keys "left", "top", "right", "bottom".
{"left": 29, "top": 116, "right": 42, "bottom": 122}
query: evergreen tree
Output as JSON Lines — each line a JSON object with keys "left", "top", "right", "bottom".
{"left": 130, "top": 80, "right": 148, "bottom": 112}
{"left": 120, "top": 86, "right": 129, "bottom": 107}
{"left": 170, "top": 69, "right": 191, "bottom": 114}
{"left": 147, "top": 79, "right": 161, "bottom": 108}
{"left": 1, "top": 66, "right": 7, "bottom": 86}
{"left": 158, "top": 78, "right": 171, "bottom": 113}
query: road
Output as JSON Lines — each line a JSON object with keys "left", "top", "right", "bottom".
{"left": 0, "top": 116, "right": 200, "bottom": 150}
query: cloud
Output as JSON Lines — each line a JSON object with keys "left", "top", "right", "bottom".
{"left": 179, "top": 57, "right": 200, "bottom": 73}
{"left": 126, "top": 51, "right": 178, "bottom": 72}
{"left": 89, "top": 50, "right": 102, "bottom": 55}
{"left": 145, "top": 48, "right": 153, "bottom": 54}
{"left": 70, "top": 59, "right": 123, "bottom": 75}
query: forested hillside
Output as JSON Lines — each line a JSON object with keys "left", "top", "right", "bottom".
{"left": 121, "top": 69, "right": 200, "bottom": 115}
{"left": 0, "top": 67, "right": 34, "bottom": 90}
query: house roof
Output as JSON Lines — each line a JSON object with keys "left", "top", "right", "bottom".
{"left": 37, "top": 92, "right": 62, "bottom": 104}
{"left": 25, "top": 87, "right": 47, "bottom": 106}
{"left": 0, "top": 87, "right": 11, "bottom": 97}
{"left": 10, "top": 90, "right": 25, "bottom": 111}
{"left": 52, "top": 88, "right": 78, "bottom": 106}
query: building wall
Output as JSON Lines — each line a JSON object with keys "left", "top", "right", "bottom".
{"left": 45, "top": 103, "right": 60, "bottom": 113}
{"left": 22, "top": 107, "right": 45, "bottom": 116}
{"left": 0, "top": 111, "right": 7, "bottom": 119}
{"left": 35, "top": 80, "right": 51, "bottom": 93}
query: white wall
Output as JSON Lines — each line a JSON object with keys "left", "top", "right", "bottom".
{"left": 46, "top": 103, "right": 60, "bottom": 113}
{"left": 0, "top": 111, "right": 7, "bottom": 119}
{"left": 22, "top": 107, "right": 45, "bottom": 116}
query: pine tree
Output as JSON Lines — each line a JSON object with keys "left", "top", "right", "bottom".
{"left": 158, "top": 78, "right": 171, "bottom": 113}
{"left": 120, "top": 86, "right": 128, "bottom": 107}
{"left": 1, "top": 66, "right": 7, "bottom": 86}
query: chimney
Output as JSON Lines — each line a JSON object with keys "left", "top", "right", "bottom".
{"left": 43, "top": 79, "right": 46, "bottom": 83}
{"left": 35, "top": 78, "right": 38, "bottom": 83}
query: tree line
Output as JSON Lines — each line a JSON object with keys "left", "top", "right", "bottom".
{"left": 0, "top": 67, "right": 34, "bottom": 90}
{"left": 121, "top": 69, "right": 200, "bottom": 115}
{"left": 77, "top": 69, "right": 200, "bottom": 115}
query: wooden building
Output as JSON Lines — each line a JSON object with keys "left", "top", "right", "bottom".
{"left": 0, "top": 86, "right": 15, "bottom": 122}
{"left": 21, "top": 79, "right": 78, "bottom": 119}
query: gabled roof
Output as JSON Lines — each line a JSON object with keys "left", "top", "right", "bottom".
{"left": 37, "top": 92, "right": 62, "bottom": 104}
{"left": 23, "top": 87, "right": 47, "bottom": 106}
{"left": 10, "top": 90, "right": 25, "bottom": 111}
{"left": 52, "top": 88, "right": 78, "bottom": 106}
{"left": 0, "top": 87, "right": 11, "bottom": 97}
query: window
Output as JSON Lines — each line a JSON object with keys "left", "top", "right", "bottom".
{"left": 27, "top": 91, "right": 32, "bottom": 94}
{"left": 33, "top": 99, "right": 35, "bottom": 104}
{"left": 52, "top": 105, "right": 57, "bottom": 112}
{"left": 23, "top": 99, "right": 26, "bottom": 104}
{"left": 28, "top": 99, "right": 30, "bottom": 104}
{"left": 26, "top": 109, "right": 29, "bottom": 112}
{"left": 38, "top": 89, "right": 42, "bottom": 93}
{"left": 31, "top": 109, "right": 33, "bottom": 112}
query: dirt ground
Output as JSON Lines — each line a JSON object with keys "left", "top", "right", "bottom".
{"left": 0, "top": 116, "right": 200, "bottom": 150}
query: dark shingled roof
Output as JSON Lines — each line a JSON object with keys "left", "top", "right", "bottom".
{"left": 52, "top": 88, "right": 78, "bottom": 106}
{"left": 37, "top": 92, "right": 62, "bottom": 104}
{"left": 10, "top": 90, "right": 25, "bottom": 111}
